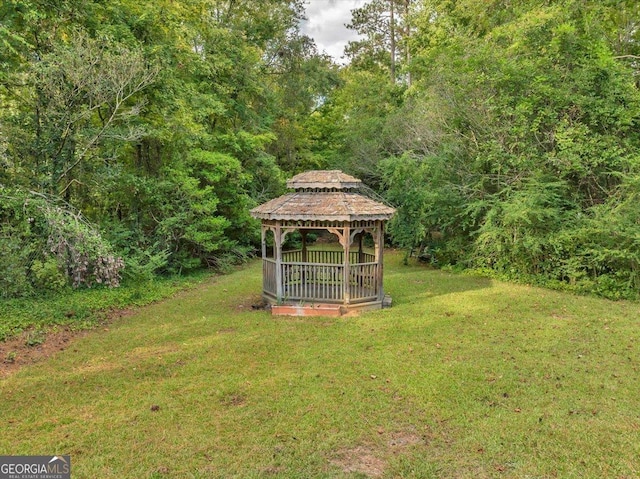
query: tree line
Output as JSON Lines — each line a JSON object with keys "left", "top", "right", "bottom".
{"left": 1, "top": 0, "right": 639, "bottom": 300}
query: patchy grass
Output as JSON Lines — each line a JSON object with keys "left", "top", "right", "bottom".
{"left": 0, "top": 272, "right": 211, "bottom": 341}
{"left": 1, "top": 251, "right": 639, "bottom": 478}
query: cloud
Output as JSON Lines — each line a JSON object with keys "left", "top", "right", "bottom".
{"left": 300, "top": 0, "right": 366, "bottom": 63}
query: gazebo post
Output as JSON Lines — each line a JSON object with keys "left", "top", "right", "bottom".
{"left": 300, "top": 230, "right": 308, "bottom": 294}
{"left": 376, "top": 221, "right": 385, "bottom": 301}
{"left": 275, "top": 222, "right": 284, "bottom": 303}
{"left": 343, "top": 224, "right": 351, "bottom": 305}
{"left": 301, "top": 230, "right": 308, "bottom": 263}
{"left": 261, "top": 225, "right": 268, "bottom": 297}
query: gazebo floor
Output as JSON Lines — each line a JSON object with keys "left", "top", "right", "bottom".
{"left": 270, "top": 303, "right": 344, "bottom": 317}
{"left": 265, "top": 293, "right": 391, "bottom": 317}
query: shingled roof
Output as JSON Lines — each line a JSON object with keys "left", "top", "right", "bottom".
{"left": 251, "top": 170, "right": 395, "bottom": 222}
{"left": 286, "top": 170, "right": 361, "bottom": 190}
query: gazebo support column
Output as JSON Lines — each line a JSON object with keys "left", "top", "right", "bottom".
{"left": 328, "top": 225, "right": 352, "bottom": 304}
{"left": 275, "top": 222, "right": 284, "bottom": 303}
{"left": 301, "top": 230, "right": 308, "bottom": 263}
{"left": 343, "top": 224, "right": 351, "bottom": 305}
{"left": 261, "top": 227, "right": 267, "bottom": 259}
{"left": 376, "top": 221, "right": 385, "bottom": 302}
{"left": 261, "top": 225, "right": 269, "bottom": 299}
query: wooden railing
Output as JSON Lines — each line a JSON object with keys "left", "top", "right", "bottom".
{"left": 349, "top": 262, "right": 379, "bottom": 302}
{"left": 262, "top": 250, "right": 380, "bottom": 303}
{"left": 282, "top": 262, "right": 344, "bottom": 301}
{"left": 263, "top": 258, "right": 277, "bottom": 297}
{"left": 281, "top": 249, "right": 375, "bottom": 265}
{"left": 351, "top": 251, "right": 376, "bottom": 264}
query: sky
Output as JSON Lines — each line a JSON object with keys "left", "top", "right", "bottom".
{"left": 300, "top": 0, "right": 367, "bottom": 64}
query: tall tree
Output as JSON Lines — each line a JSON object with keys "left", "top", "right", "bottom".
{"left": 0, "top": 0, "right": 327, "bottom": 286}
{"left": 380, "top": 0, "right": 640, "bottom": 297}
{"left": 263, "top": 32, "right": 340, "bottom": 173}
{"left": 345, "top": 0, "right": 412, "bottom": 82}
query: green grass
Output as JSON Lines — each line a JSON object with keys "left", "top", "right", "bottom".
{"left": 1, "top": 251, "right": 640, "bottom": 478}
{"left": 0, "top": 272, "right": 211, "bottom": 341}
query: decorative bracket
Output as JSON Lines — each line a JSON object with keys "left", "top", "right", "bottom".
{"left": 349, "top": 228, "right": 365, "bottom": 245}
{"left": 327, "top": 227, "right": 348, "bottom": 249}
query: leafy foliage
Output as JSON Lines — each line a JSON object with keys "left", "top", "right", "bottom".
{"left": 1, "top": 0, "right": 336, "bottom": 298}
{"left": 340, "top": 0, "right": 640, "bottom": 299}
{"left": 0, "top": 188, "right": 124, "bottom": 297}
{"left": 2, "top": 0, "right": 640, "bottom": 301}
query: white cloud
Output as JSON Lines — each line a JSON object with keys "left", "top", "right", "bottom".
{"left": 300, "top": 0, "right": 367, "bottom": 64}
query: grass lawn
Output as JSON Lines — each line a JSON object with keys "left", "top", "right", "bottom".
{"left": 1, "top": 250, "right": 639, "bottom": 478}
{"left": 0, "top": 272, "right": 211, "bottom": 342}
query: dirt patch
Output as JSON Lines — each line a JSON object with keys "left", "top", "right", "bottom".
{"left": 388, "top": 431, "right": 423, "bottom": 449}
{"left": 260, "top": 466, "right": 285, "bottom": 476}
{"left": 0, "top": 308, "right": 135, "bottom": 378}
{"left": 235, "top": 294, "right": 270, "bottom": 312}
{"left": 331, "top": 429, "right": 426, "bottom": 477}
{"left": 216, "top": 327, "right": 237, "bottom": 334}
{"left": 331, "top": 446, "right": 387, "bottom": 478}
{"left": 220, "top": 393, "right": 247, "bottom": 407}
{"left": 0, "top": 291, "right": 265, "bottom": 377}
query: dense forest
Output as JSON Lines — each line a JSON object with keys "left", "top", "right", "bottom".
{"left": 1, "top": 0, "right": 639, "bottom": 299}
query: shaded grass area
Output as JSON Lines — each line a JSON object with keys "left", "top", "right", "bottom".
{"left": 1, "top": 251, "right": 640, "bottom": 478}
{"left": 0, "top": 272, "right": 211, "bottom": 341}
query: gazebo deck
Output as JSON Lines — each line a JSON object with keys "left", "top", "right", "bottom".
{"left": 262, "top": 249, "right": 379, "bottom": 304}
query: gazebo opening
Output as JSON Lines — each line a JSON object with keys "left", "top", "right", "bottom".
{"left": 251, "top": 170, "right": 395, "bottom": 315}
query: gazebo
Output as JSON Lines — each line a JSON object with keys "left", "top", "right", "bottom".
{"left": 250, "top": 170, "right": 395, "bottom": 315}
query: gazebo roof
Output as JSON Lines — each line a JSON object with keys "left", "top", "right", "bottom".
{"left": 251, "top": 170, "right": 395, "bottom": 222}
{"left": 287, "top": 170, "right": 361, "bottom": 190}
{"left": 251, "top": 191, "right": 395, "bottom": 222}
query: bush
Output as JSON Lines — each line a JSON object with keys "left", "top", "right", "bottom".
{"left": 30, "top": 257, "right": 67, "bottom": 292}
{"left": 0, "top": 188, "right": 124, "bottom": 297}
{"left": 0, "top": 235, "right": 33, "bottom": 298}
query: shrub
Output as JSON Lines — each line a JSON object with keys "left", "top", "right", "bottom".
{"left": 0, "top": 188, "right": 124, "bottom": 297}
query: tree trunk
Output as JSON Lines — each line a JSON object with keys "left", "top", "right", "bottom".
{"left": 390, "top": 0, "right": 396, "bottom": 82}
{"left": 404, "top": 0, "right": 411, "bottom": 86}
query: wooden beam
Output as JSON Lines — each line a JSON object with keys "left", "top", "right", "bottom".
{"left": 343, "top": 224, "right": 351, "bottom": 305}
{"left": 376, "top": 221, "right": 385, "bottom": 301}
{"left": 301, "top": 230, "right": 308, "bottom": 263}
{"left": 275, "top": 222, "right": 283, "bottom": 302}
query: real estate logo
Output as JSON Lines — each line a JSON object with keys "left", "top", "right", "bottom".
{"left": 0, "top": 456, "right": 70, "bottom": 479}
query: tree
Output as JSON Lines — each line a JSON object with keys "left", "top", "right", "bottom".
{"left": 264, "top": 32, "right": 340, "bottom": 173}
{"left": 346, "top": 0, "right": 413, "bottom": 82}
{"left": 375, "top": 0, "right": 640, "bottom": 297}
{"left": 1, "top": 0, "right": 324, "bottom": 287}
{"left": 31, "top": 33, "right": 156, "bottom": 197}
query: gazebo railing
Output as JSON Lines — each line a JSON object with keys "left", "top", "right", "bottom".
{"left": 281, "top": 249, "right": 375, "bottom": 265}
{"left": 349, "top": 262, "right": 379, "bottom": 302}
{"left": 263, "top": 258, "right": 277, "bottom": 297}
{"left": 283, "top": 262, "right": 345, "bottom": 301}
{"left": 262, "top": 251, "right": 379, "bottom": 303}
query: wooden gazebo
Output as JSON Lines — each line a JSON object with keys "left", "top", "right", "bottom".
{"left": 250, "top": 170, "right": 395, "bottom": 315}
